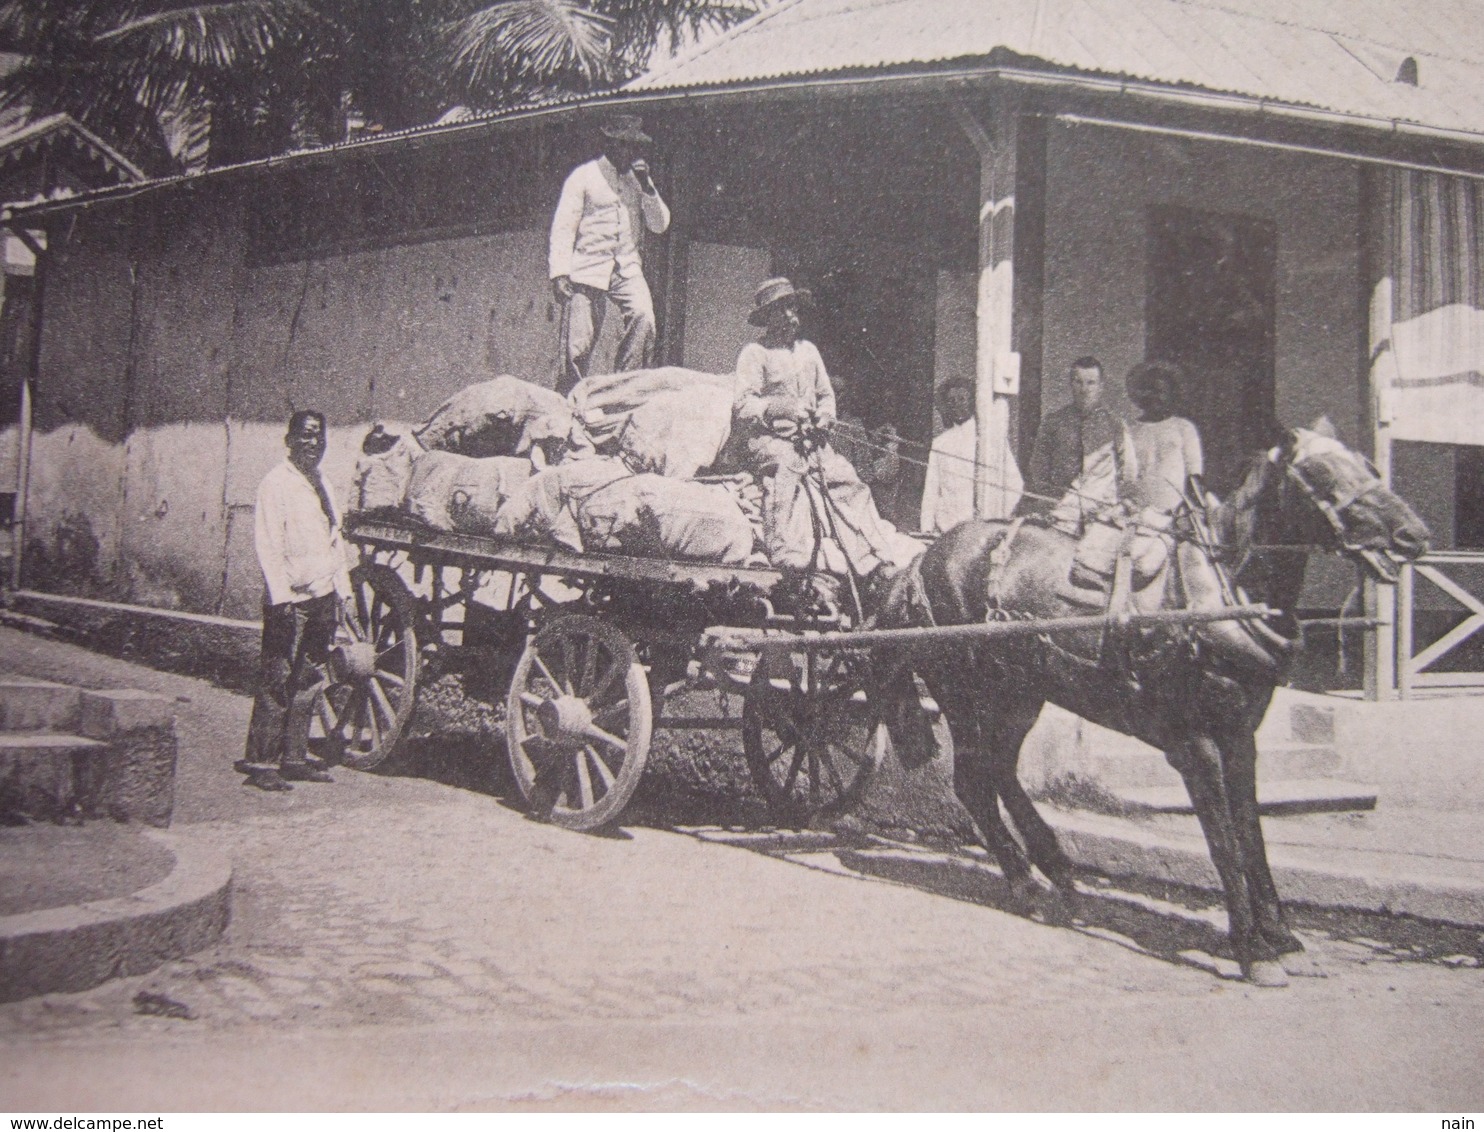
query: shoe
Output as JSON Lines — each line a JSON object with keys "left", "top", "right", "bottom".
{"left": 246, "top": 770, "right": 294, "bottom": 792}
{"left": 280, "top": 764, "right": 334, "bottom": 783}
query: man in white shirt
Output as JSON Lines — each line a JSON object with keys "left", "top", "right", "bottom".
{"left": 920, "top": 377, "right": 1023, "bottom": 533}
{"left": 241, "top": 410, "right": 351, "bottom": 792}
{"left": 549, "top": 115, "right": 671, "bottom": 391}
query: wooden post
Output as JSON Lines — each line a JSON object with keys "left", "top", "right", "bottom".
{"left": 1361, "top": 165, "right": 1398, "bottom": 701}
{"left": 953, "top": 92, "right": 1020, "bottom": 519}
{"left": 8, "top": 225, "right": 45, "bottom": 592}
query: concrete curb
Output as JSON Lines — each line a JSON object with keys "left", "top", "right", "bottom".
{"left": 0, "top": 830, "right": 232, "bottom": 1002}
{"left": 1046, "top": 807, "right": 1484, "bottom": 928}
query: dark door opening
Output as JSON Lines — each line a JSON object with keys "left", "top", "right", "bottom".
{"left": 799, "top": 254, "right": 936, "bottom": 528}
{"left": 1146, "top": 206, "right": 1277, "bottom": 495}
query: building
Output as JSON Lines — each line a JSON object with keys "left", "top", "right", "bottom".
{"left": 5, "top": 0, "right": 1484, "bottom": 697}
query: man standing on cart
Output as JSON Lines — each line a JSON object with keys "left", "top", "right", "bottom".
{"left": 733, "top": 277, "right": 920, "bottom": 580}
{"left": 240, "top": 410, "right": 350, "bottom": 792}
{"left": 548, "top": 114, "right": 671, "bottom": 392}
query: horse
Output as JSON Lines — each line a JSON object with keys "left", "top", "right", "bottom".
{"left": 872, "top": 419, "right": 1430, "bottom": 986}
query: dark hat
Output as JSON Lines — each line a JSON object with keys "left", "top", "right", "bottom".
{"left": 600, "top": 114, "right": 653, "bottom": 146}
{"left": 747, "top": 277, "right": 813, "bottom": 326}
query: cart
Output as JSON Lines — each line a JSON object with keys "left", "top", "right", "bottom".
{"left": 326, "top": 514, "right": 893, "bottom": 831}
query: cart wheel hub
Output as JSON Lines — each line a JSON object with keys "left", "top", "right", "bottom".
{"left": 536, "top": 695, "right": 593, "bottom": 744}
{"left": 334, "top": 640, "right": 379, "bottom": 681}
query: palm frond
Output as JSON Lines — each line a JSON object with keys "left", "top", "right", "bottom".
{"left": 439, "top": 0, "right": 612, "bottom": 102}
{"left": 97, "top": 0, "right": 320, "bottom": 70}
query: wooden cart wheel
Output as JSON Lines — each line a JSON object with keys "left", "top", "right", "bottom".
{"left": 319, "top": 562, "right": 420, "bottom": 770}
{"left": 506, "top": 614, "right": 653, "bottom": 831}
{"left": 742, "top": 647, "right": 886, "bottom": 826}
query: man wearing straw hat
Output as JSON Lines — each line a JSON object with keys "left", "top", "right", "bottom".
{"left": 733, "top": 277, "right": 920, "bottom": 577}
{"left": 548, "top": 114, "right": 671, "bottom": 391}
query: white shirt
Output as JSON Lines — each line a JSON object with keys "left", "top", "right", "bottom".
{"left": 254, "top": 460, "right": 352, "bottom": 606}
{"left": 920, "top": 419, "right": 1023, "bottom": 532}
{"left": 548, "top": 156, "right": 671, "bottom": 290}
{"left": 734, "top": 339, "right": 836, "bottom": 432}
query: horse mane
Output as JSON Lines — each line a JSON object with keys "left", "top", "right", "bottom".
{"left": 1211, "top": 446, "right": 1278, "bottom": 558}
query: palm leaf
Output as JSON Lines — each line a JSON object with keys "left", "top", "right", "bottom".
{"left": 97, "top": 0, "right": 321, "bottom": 70}
{"left": 439, "top": 0, "right": 612, "bottom": 102}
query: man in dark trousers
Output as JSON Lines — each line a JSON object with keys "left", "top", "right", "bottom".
{"left": 240, "top": 410, "right": 349, "bottom": 792}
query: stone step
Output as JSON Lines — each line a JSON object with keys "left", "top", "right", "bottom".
{"left": 0, "top": 732, "right": 110, "bottom": 821}
{"left": 1108, "top": 778, "right": 1378, "bottom": 816}
{"left": 0, "top": 680, "right": 80, "bottom": 733}
{"left": 1078, "top": 736, "right": 1342, "bottom": 789}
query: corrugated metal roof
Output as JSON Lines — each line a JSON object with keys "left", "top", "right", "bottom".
{"left": 628, "top": 0, "right": 1484, "bottom": 137}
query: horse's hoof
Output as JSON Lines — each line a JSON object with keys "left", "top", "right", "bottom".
{"left": 1280, "top": 951, "right": 1328, "bottom": 979}
{"left": 1243, "top": 960, "right": 1290, "bottom": 988}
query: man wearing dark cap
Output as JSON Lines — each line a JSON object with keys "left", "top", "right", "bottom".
{"left": 549, "top": 115, "right": 671, "bottom": 391}
{"left": 241, "top": 410, "right": 350, "bottom": 792}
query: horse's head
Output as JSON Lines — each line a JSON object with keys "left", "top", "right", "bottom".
{"left": 1274, "top": 417, "right": 1430, "bottom": 582}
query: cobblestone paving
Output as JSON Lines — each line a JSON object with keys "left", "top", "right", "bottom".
{"left": 6, "top": 785, "right": 1484, "bottom": 1048}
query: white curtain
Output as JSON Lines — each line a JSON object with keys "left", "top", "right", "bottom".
{"left": 1385, "top": 170, "right": 1484, "bottom": 445}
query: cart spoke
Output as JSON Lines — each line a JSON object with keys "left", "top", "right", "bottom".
{"left": 369, "top": 677, "right": 397, "bottom": 730}
{"left": 584, "top": 744, "right": 618, "bottom": 789}
{"left": 827, "top": 737, "right": 865, "bottom": 767}
{"left": 591, "top": 699, "right": 629, "bottom": 727}
{"left": 532, "top": 653, "right": 563, "bottom": 695}
{"left": 808, "top": 749, "right": 822, "bottom": 803}
{"left": 589, "top": 656, "right": 627, "bottom": 706}
{"left": 375, "top": 669, "right": 405, "bottom": 688}
{"left": 364, "top": 692, "right": 384, "bottom": 750}
{"left": 578, "top": 639, "right": 600, "bottom": 698}
{"left": 559, "top": 637, "right": 576, "bottom": 693}
{"left": 315, "top": 693, "right": 337, "bottom": 735}
{"left": 574, "top": 747, "right": 595, "bottom": 809}
{"left": 822, "top": 746, "right": 847, "bottom": 797}
{"left": 518, "top": 691, "right": 545, "bottom": 709}
{"left": 337, "top": 689, "right": 366, "bottom": 739}
{"left": 781, "top": 742, "right": 808, "bottom": 795}
{"left": 583, "top": 723, "right": 627, "bottom": 751}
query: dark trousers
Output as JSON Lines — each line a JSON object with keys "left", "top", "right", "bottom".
{"left": 243, "top": 593, "right": 338, "bottom": 773}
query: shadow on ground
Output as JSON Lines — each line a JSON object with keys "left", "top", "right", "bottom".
{"left": 682, "top": 829, "right": 1484, "bottom": 979}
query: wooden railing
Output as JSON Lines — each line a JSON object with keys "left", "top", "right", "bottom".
{"left": 1397, "top": 551, "right": 1484, "bottom": 696}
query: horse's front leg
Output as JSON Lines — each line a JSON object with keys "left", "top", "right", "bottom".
{"left": 934, "top": 675, "right": 1038, "bottom": 902}
{"left": 985, "top": 695, "right": 1079, "bottom": 895}
{"left": 1167, "top": 732, "right": 1288, "bottom": 987}
{"left": 1219, "top": 725, "right": 1320, "bottom": 975}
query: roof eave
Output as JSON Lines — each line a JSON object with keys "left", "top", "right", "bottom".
{"left": 8, "top": 59, "right": 1484, "bottom": 223}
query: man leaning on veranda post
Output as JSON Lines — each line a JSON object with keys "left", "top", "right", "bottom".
{"left": 920, "top": 375, "right": 1023, "bottom": 533}
{"left": 240, "top": 410, "right": 351, "bottom": 793}
{"left": 548, "top": 114, "right": 671, "bottom": 393}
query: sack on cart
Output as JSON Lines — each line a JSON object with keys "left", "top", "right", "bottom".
{"left": 495, "top": 457, "right": 633, "bottom": 552}
{"left": 570, "top": 367, "right": 735, "bottom": 479}
{"left": 415, "top": 375, "right": 574, "bottom": 460}
{"left": 403, "top": 450, "right": 533, "bottom": 533}
{"left": 352, "top": 425, "right": 421, "bottom": 512}
{"left": 578, "top": 474, "right": 761, "bottom": 566}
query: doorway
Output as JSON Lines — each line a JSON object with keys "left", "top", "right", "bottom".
{"left": 1146, "top": 205, "right": 1277, "bottom": 495}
